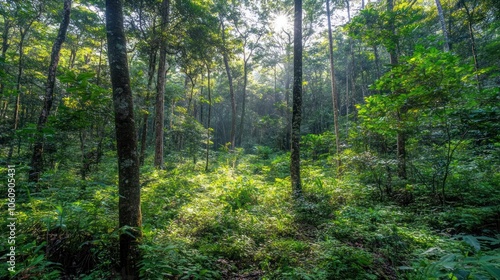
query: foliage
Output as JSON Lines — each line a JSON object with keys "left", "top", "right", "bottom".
{"left": 1, "top": 0, "right": 499, "bottom": 278}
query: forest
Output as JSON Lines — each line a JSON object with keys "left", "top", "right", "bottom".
{"left": 0, "top": 0, "right": 499, "bottom": 279}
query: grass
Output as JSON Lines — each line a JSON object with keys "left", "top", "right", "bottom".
{"left": 1, "top": 150, "right": 499, "bottom": 279}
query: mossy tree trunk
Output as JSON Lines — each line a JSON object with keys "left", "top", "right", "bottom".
{"left": 291, "top": 0, "right": 303, "bottom": 199}
{"left": 105, "top": 0, "right": 142, "bottom": 278}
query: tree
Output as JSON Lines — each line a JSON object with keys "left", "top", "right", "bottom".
{"left": 29, "top": 0, "right": 72, "bottom": 182}
{"left": 291, "top": 0, "right": 303, "bottom": 199}
{"left": 326, "top": 0, "right": 341, "bottom": 174}
{"left": 219, "top": 16, "right": 236, "bottom": 151}
{"left": 205, "top": 62, "right": 212, "bottom": 172}
{"left": 387, "top": 0, "right": 406, "bottom": 180}
{"left": 435, "top": 0, "right": 450, "bottom": 52}
{"left": 358, "top": 47, "right": 479, "bottom": 202}
{"left": 233, "top": 9, "right": 265, "bottom": 147}
{"left": 105, "top": 0, "right": 142, "bottom": 278}
{"left": 6, "top": 1, "right": 43, "bottom": 160}
{"left": 154, "top": 0, "right": 170, "bottom": 169}
{"left": 457, "top": 0, "right": 480, "bottom": 87}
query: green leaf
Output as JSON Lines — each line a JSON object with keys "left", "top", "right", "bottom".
{"left": 482, "top": 265, "right": 500, "bottom": 279}
{"left": 461, "top": 235, "right": 481, "bottom": 252}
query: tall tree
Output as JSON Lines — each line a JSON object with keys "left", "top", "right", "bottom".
{"left": 0, "top": 13, "right": 11, "bottom": 98}
{"left": 234, "top": 16, "right": 264, "bottom": 147}
{"left": 291, "top": 0, "right": 303, "bottom": 199}
{"left": 387, "top": 0, "right": 406, "bottom": 180}
{"left": 326, "top": 0, "right": 341, "bottom": 174}
{"left": 435, "top": 0, "right": 450, "bottom": 52}
{"left": 7, "top": 2, "right": 42, "bottom": 160}
{"left": 29, "top": 0, "right": 72, "bottom": 182}
{"left": 219, "top": 18, "right": 237, "bottom": 151}
{"left": 458, "top": 0, "right": 480, "bottom": 87}
{"left": 105, "top": 0, "right": 142, "bottom": 278}
{"left": 205, "top": 62, "right": 212, "bottom": 172}
{"left": 154, "top": 0, "right": 170, "bottom": 169}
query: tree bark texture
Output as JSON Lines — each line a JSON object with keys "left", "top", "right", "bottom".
{"left": 105, "top": 0, "right": 142, "bottom": 278}
{"left": 291, "top": 0, "right": 303, "bottom": 199}
{"left": 29, "top": 0, "right": 71, "bottom": 182}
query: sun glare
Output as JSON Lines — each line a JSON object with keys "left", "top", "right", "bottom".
{"left": 273, "top": 14, "right": 289, "bottom": 33}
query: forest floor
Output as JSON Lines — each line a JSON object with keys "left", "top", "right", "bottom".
{"left": 2, "top": 151, "right": 500, "bottom": 279}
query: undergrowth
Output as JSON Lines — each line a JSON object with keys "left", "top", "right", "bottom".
{"left": 1, "top": 149, "right": 499, "bottom": 279}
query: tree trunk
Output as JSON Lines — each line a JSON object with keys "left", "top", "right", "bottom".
{"left": 284, "top": 33, "right": 292, "bottom": 150}
{"left": 140, "top": 48, "right": 157, "bottom": 166}
{"left": 373, "top": 45, "right": 381, "bottom": 80}
{"left": 205, "top": 64, "right": 212, "bottom": 172}
{"left": 79, "top": 130, "right": 87, "bottom": 180}
{"left": 220, "top": 21, "right": 236, "bottom": 150}
{"left": 345, "top": 0, "right": 355, "bottom": 138}
{"left": 237, "top": 59, "right": 248, "bottom": 146}
{"left": 462, "top": 3, "right": 480, "bottom": 88}
{"left": 96, "top": 39, "right": 104, "bottom": 85}
{"left": 291, "top": 0, "right": 303, "bottom": 199}
{"left": 7, "top": 26, "right": 30, "bottom": 160}
{"left": 0, "top": 19, "right": 10, "bottom": 98}
{"left": 326, "top": 0, "right": 342, "bottom": 174}
{"left": 154, "top": 0, "right": 170, "bottom": 169}
{"left": 434, "top": 0, "right": 450, "bottom": 52}
{"left": 105, "top": 0, "right": 142, "bottom": 278}
{"left": 29, "top": 0, "right": 71, "bottom": 182}
{"left": 386, "top": 0, "right": 406, "bottom": 180}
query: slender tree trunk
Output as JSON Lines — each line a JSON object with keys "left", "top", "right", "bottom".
{"left": 237, "top": 32, "right": 261, "bottom": 146}
{"left": 0, "top": 19, "right": 10, "bottom": 98}
{"left": 387, "top": 0, "right": 406, "bottom": 179}
{"left": 0, "top": 101, "right": 7, "bottom": 119}
{"left": 345, "top": 57, "right": 349, "bottom": 130}
{"left": 154, "top": 0, "right": 170, "bottom": 169}
{"left": 139, "top": 104, "right": 149, "bottom": 166}
{"left": 105, "top": 0, "right": 142, "bottom": 278}
{"left": 326, "top": 0, "right": 341, "bottom": 173}
{"left": 358, "top": 45, "right": 367, "bottom": 99}
{"left": 220, "top": 21, "right": 236, "bottom": 150}
{"left": 237, "top": 59, "right": 248, "bottom": 146}
{"left": 205, "top": 64, "right": 212, "bottom": 172}
{"left": 186, "top": 74, "right": 195, "bottom": 116}
{"left": 96, "top": 39, "right": 104, "bottom": 85}
{"left": 140, "top": 48, "right": 157, "bottom": 165}
{"left": 79, "top": 130, "right": 86, "bottom": 180}
{"left": 387, "top": 0, "right": 398, "bottom": 68}
{"left": 29, "top": 0, "right": 71, "bottom": 182}
{"left": 373, "top": 45, "right": 381, "bottom": 80}
{"left": 462, "top": 3, "right": 480, "bottom": 88}
{"left": 69, "top": 48, "right": 76, "bottom": 69}
{"left": 8, "top": 28, "right": 28, "bottom": 160}
{"left": 435, "top": 0, "right": 450, "bottom": 52}
{"left": 345, "top": 0, "right": 355, "bottom": 137}
{"left": 291, "top": 0, "right": 303, "bottom": 199}
{"left": 284, "top": 33, "right": 292, "bottom": 150}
